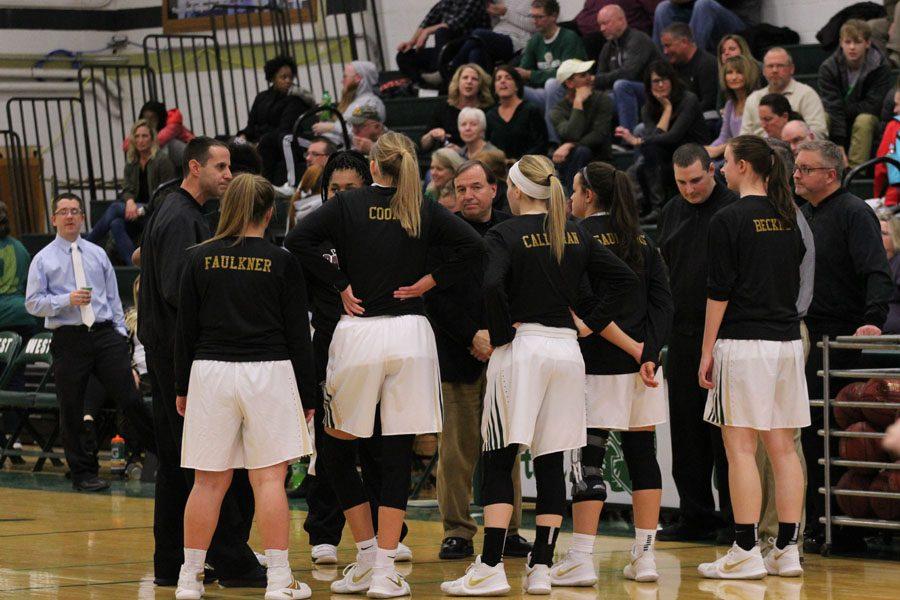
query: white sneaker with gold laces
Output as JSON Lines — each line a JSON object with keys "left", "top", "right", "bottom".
{"left": 367, "top": 569, "right": 411, "bottom": 598}
{"left": 763, "top": 540, "right": 802, "bottom": 577}
{"left": 331, "top": 561, "right": 374, "bottom": 593}
{"left": 623, "top": 545, "right": 659, "bottom": 582}
{"left": 264, "top": 579, "right": 312, "bottom": 599}
{"left": 549, "top": 550, "right": 596, "bottom": 586}
{"left": 698, "top": 544, "right": 766, "bottom": 580}
{"left": 441, "top": 556, "right": 510, "bottom": 596}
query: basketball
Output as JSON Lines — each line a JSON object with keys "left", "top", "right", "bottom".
{"left": 870, "top": 469, "right": 900, "bottom": 521}
{"left": 860, "top": 379, "right": 900, "bottom": 430}
{"left": 836, "top": 469, "right": 875, "bottom": 517}
{"left": 839, "top": 422, "right": 889, "bottom": 465}
{"left": 834, "top": 382, "right": 866, "bottom": 429}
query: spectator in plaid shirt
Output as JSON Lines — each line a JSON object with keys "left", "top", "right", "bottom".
{"left": 396, "top": 0, "right": 489, "bottom": 88}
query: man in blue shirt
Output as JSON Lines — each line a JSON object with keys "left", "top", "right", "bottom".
{"left": 25, "top": 192, "right": 153, "bottom": 492}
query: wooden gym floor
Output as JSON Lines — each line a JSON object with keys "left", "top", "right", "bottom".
{"left": 1, "top": 471, "right": 899, "bottom": 599}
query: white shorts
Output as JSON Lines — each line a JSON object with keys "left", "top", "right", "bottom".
{"left": 482, "top": 324, "right": 587, "bottom": 457}
{"left": 704, "top": 339, "right": 811, "bottom": 430}
{"left": 586, "top": 370, "right": 668, "bottom": 430}
{"left": 182, "top": 360, "right": 313, "bottom": 471}
{"left": 324, "top": 314, "right": 442, "bottom": 437}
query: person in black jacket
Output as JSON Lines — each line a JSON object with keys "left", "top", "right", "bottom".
{"left": 285, "top": 132, "right": 484, "bottom": 598}
{"left": 616, "top": 60, "right": 710, "bottom": 216}
{"left": 818, "top": 19, "right": 893, "bottom": 167}
{"left": 424, "top": 160, "right": 532, "bottom": 562}
{"left": 698, "top": 134, "right": 809, "bottom": 580}
{"left": 441, "top": 155, "right": 639, "bottom": 596}
{"left": 793, "top": 139, "right": 894, "bottom": 551}
{"left": 237, "top": 55, "right": 310, "bottom": 184}
{"left": 173, "top": 173, "right": 315, "bottom": 600}
{"left": 549, "top": 161, "right": 673, "bottom": 587}
{"left": 656, "top": 143, "right": 735, "bottom": 543}
{"left": 138, "top": 138, "right": 266, "bottom": 587}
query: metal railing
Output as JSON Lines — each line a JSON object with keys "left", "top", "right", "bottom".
{"left": 0, "top": 129, "right": 36, "bottom": 233}
{"left": 78, "top": 65, "right": 158, "bottom": 193}
{"left": 143, "top": 33, "right": 230, "bottom": 138}
{"left": 5, "top": 97, "right": 97, "bottom": 223}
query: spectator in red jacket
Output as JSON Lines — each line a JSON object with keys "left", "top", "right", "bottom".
{"left": 874, "top": 82, "right": 900, "bottom": 206}
{"left": 122, "top": 101, "right": 194, "bottom": 154}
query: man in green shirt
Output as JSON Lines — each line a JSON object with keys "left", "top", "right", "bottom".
{"left": 550, "top": 59, "right": 614, "bottom": 193}
{"left": 516, "top": 0, "right": 587, "bottom": 144}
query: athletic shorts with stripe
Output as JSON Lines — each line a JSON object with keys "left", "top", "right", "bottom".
{"left": 182, "top": 360, "right": 313, "bottom": 471}
{"left": 482, "top": 323, "right": 587, "bottom": 457}
{"left": 704, "top": 338, "right": 811, "bottom": 430}
{"left": 323, "top": 314, "right": 442, "bottom": 438}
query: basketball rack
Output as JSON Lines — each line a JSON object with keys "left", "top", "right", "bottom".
{"left": 815, "top": 335, "right": 900, "bottom": 556}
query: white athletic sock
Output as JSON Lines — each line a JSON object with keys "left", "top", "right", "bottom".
{"left": 356, "top": 537, "right": 377, "bottom": 564}
{"left": 265, "top": 549, "right": 292, "bottom": 589}
{"left": 183, "top": 548, "right": 207, "bottom": 572}
{"left": 635, "top": 528, "right": 657, "bottom": 553}
{"left": 570, "top": 533, "right": 596, "bottom": 555}
{"left": 374, "top": 546, "right": 397, "bottom": 575}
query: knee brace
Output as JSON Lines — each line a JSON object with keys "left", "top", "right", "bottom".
{"left": 622, "top": 431, "right": 662, "bottom": 491}
{"left": 481, "top": 445, "right": 518, "bottom": 506}
{"left": 533, "top": 451, "right": 566, "bottom": 516}
{"left": 378, "top": 434, "right": 415, "bottom": 510}
{"left": 571, "top": 429, "right": 609, "bottom": 502}
{"left": 321, "top": 434, "right": 368, "bottom": 510}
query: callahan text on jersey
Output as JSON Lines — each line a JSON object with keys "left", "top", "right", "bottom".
{"left": 521, "top": 231, "right": 581, "bottom": 248}
{"left": 204, "top": 255, "right": 273, "bottom": 273}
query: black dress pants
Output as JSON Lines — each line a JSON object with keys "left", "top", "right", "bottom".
{"left": 666, "top": 330, "right": 732, "bottom": 526}
{"left": 146, "top": 348, "right": 257, "bottom": 579}
{"left": 50, "top": 323, "right": 154, "bottom": 483}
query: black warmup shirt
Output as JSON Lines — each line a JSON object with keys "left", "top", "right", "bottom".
{"left": 657, "top": 182, "right": 737, "bottom": 337}
{"left": 425, "top": 209, "right": 511, "bottom": 383}
{"left": 800, "top": 188, "right": 893, "bottom": 333}
{"left": 304, "top": 241, "right": 342, "bottom": 344}
{"left": 483, "top": 214, "right": 639, "bottom": 347}
{"left": 707, "top": 195, "right": 805, "bottom": 341}
{"left": 578, "top": 214, "right": 674, "bottom": 375}
{"left": 284, "top": 185, "right": 485, "bottom": 318}
{"left": 138, "top": 187, "right": 211, "bottom": 354}
{"left": 173, "top": 237, "right": 316, "bottom": 406}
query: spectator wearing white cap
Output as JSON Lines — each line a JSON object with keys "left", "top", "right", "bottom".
{"left": 549, "top": 59, "right": 615, "bottom": 192}
{"left": 349, "top": 105, "right": 388, "bottom": 154}
{"left": 312, "top": 61, "right": 385, "bottom": 147}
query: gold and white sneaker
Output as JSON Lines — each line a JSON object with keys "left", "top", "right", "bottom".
{"left": 264, "top": 579, "right": 312, "bottom": 599}
{"left": 623, "top": 545, "right": 658, "bottom": 582}
{"left": 763, "top": 540, "right": 802, "bottom": 577}
{"left": 174, "top": 565, "right": 204, "bottom": 599}
{"left": 331, "top": 561, "right": 374, "bottom": 593}
{"left": 367, "top": 570, "right": 410, "bottom": 598}
{"left": 525, "top": 562, "right": 552, "bottom": 595}
{"left": 441, "top": 556, "right": 510, "bottom": 596}
{"left": 311, "top": 543, "right": 338, "bottom": 565}
{"left": 549, "top": 550, "right": 597, "bottom": 586}
{"left": 698, "top": 544, "right": 766, "bottom": 580}
{"left": 395, "top": 542, "right": 413, "bottom": 562}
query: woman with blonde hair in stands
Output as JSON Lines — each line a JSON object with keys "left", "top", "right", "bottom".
{"left": 285, "top": 131, "right": 484, "bottom": 598}
{"left": 422, "top": 63, "right": 494, "bottom": 152}
{"left": 707, "top": 55, "right": 760, "bottom": 159}
{"left": 441, "top": 154, "right": 639, "bottom": 596}
{"left": 174, "top": 173, "right": 317, "bottom": 600}
{"left": 425, "top": 147, "right": 465, "bottom": 203}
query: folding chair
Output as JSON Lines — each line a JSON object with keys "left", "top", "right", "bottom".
{"left": 0, "top": 332, "right": 65, "bottom": 471}
{"left": 0, "top": 331, "right": 24, "bottom": 464}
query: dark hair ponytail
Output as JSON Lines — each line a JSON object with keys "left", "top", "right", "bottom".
{"left": 728, "top": 135, "right": 797, "bottom": 225}
{"left": 582, "top": 162, "right": 644, "bottom": 271}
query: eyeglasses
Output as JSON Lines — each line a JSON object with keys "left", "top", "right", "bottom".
{"left": 54, "top": 208, "right": 83, "bottom": 216}
{"left": 793, "top": 165, "right": 832, "bottom": 176}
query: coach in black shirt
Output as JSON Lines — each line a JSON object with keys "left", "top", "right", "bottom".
{"left": 138, "top": 138, "right": 264, "bottom": 586}
{"left": 656, "top": 144, "right": 736, "bottom": 542}
{"left": 424, "top": 160, "right": 532, "bottom": 560}
{"left": 793, "top": 139, "right": 893, "bottom": 549}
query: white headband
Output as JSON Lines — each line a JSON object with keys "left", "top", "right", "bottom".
{"left": 508, "top": 161, "right": 551, "bottom": 199}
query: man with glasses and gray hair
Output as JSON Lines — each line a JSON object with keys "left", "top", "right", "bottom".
{"left": 25, "top": 193, "right": 153, "bottom": 492}
{"left": 741, "top": 48, "right": 828, "bottom": 141}
{"left": 794, "top": 139, "right": 894, "bottom": 552}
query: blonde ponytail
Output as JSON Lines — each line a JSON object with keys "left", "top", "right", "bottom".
{"left": 515, "top": 154, "right": 566, "bottom": 262}
{"left": 372, "top": 131, "right": 423, "bottom": 237}
{"left": 203, "top": 173, "right": 274, "bottom": 246}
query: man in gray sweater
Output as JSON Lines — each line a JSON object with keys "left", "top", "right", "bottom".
{"left": 550, "top": 59, "right": 614, "bottom": 193}
{"left": 594, "top": 4, "right": 661, "bottom": 131}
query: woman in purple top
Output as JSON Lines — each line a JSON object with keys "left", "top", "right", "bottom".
{"left": 706, "top": 55, "right": 759, "bottom": 160}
